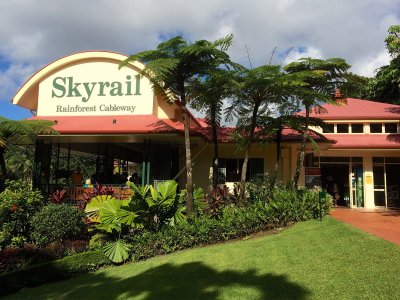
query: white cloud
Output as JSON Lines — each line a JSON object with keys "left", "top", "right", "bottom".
{"left": 0, "top": 63, "right": 36, "bottom": 101}
{"left": 283, "top": 46, "right": 324, "bottom": 65}
{"left": 352, "top": 50, "right": 392, "bottom": 77}
{"left": 0, "top": 0, "right": 399, "bottom": 109}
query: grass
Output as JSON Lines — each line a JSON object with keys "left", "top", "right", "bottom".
{"left": 5, "top": 217, "right": 400, "bottom": 300}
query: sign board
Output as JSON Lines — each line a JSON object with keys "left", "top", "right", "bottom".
{"left": 37, "top": 61, "right": 154, "bottom": 116}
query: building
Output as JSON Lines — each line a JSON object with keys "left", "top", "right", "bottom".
{"left": 305, "top": 96, "right": 400, "bottom": 209}
{"left": 12, "top": 51, "right": 400, "bottom": 209}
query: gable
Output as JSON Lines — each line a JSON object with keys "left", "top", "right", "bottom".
{"left": 13, "top": 51, "right": 156, "bottom": 117}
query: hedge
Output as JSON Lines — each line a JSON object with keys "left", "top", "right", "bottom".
{"left": 0, "top": 250, "right": 109, "bottom": 296}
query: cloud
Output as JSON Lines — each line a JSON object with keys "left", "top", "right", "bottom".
{"left": 352, "top": 50, "right": 392, "bottom": 77}
{"left": 0, "top": 63, "right": 36, "bottom": 101}
{"left": 0, "top": 0, "right": 399, "bottom": 112}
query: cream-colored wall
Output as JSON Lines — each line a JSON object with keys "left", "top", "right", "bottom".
{"left": 191, "top": 143, "right": 277, "bottom": 191}
{"left": 156, "top": 96, "right": 179, "bottom": 119}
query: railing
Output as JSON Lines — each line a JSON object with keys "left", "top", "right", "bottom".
{"left": 39, "top": 183, "right": 132, "bottom": 203}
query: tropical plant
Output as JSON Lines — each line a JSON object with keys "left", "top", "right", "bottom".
{"left": 0, "top": 117, "right": 56, "bottom": 189}
{"left": 189, "top": 69, "right": 237, "bottom": 189}
{"left": 127, "top": 180, "right": 186, "bottom": 230}
{"left": 0, "top": 180, "right": 44, "bottom": 249}
{"left": 364, "top": 26, "right": 400, "bottom": 104}
{"left": 120, "top": 35, "right": 234, "bottom": 215}
{"left": 84, "top": 180, "right": 191, "bottom": 263}
{"left": 205, "top": 185, "right": 232, "bottom": 219}
{"left": 48, "top": 189, "right": 67, "bottom": 204}
{"left": 228, "top": 64, "right": 298, "bottom": 201}
{"left": 284, "top": 58, "right": 350, "bottom": 187}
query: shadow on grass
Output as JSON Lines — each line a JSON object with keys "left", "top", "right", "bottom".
{"left": 30, "top": 262, "right": 310, "bottom": 299}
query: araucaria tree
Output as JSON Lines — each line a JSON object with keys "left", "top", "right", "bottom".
{"left": 120, "top": 35, "right": 234, "bottom": 215}
{"left": 284, "top": 58, "right": 350, "bottom": 188}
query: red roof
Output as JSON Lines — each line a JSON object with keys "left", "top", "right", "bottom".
{"left": 31, "top": 115, "right": 332, "bottom": 144}
{"left": 30, "top": 115, "right": 185, "bottom": 135}
{"left": 325, "top": 133, "right": 400, "bottom": 149}
{"left": 301, "top": 98, "right": 400, "bottom": 120}
{"left": 196, "top": 126, "right": 331, "bottom": 143}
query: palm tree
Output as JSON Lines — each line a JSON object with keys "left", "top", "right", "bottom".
{"left": 120, "top": 35, "right": 234, "bottom": 214}
{"left": 189, "top": 69, "right": 236, "bottom": 189}
{"left": 284, "top": 58, "right": 350, "bottom": 188}
{"left": 0, "top": 117, "right": 56, "bottom": 189}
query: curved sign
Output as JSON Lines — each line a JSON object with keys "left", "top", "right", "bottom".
{"left": 37, "top": 61, "right": 154, "bottom": 116}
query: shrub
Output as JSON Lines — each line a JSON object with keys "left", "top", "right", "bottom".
{"left": 125, "top": 190, "right": 331, "bottom": 263}
{"left": 30, "top": 204, "right": 86, "bottom": 246}
{"left": 246, "top": 174, "right": 274, "bottom": 202}
{"left": 0, "top": 240, "right": 89, "bottom": 274}
{"left": 204, "top": 185, "right": 238, "bottom": 219}
{"left": 0, "top": 250, "right": 109, "bottom": 296}
{"left": 0, "top": 180, "right": 44, "bottom": 249}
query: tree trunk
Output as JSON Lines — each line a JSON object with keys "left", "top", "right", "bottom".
{"left": 211, "top": 103, "right": 219, "bottom": 190}
{"left": 269, "top": 124, "right": 283, "bottom": 194}
{"left": 181, "top": 92, "right": 194, "bottom": 215}
{"left": 0, "top": 147, "right": 7, "bottom": 191}
{"left": 239, "top": 102, "right": 260, "bottom": 202}
{"left": 293, "top": 107, "right": 310, "bottom": 188}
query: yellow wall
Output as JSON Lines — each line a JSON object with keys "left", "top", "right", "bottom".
{"left": 191, "top": 143, "right": 277, "bottom": 191}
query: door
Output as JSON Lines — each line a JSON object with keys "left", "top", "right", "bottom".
{"left": 351, "top": 164, "right": 364, "bottom": 208}
{"left": 386, "top": 164, "right": 400, "bottom": 208}
{"left": 373, "top": 165, "right": 386, "bottom": 207}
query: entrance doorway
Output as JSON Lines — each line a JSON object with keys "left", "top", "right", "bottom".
{"left": 321, "top": 164, "right": 349, "bottom": 206}
{"left": 386, "top": 165, "right": 400, "bottom": 208}
{"left": 372, "top": 157, "right": 400, "bottom": 209}
{"left": 316, "top": 156, "right": 364, "bottom": 208}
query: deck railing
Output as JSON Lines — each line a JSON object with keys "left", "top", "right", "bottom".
{"left": 39, "top": 183, "right": 133, "bottom": 203}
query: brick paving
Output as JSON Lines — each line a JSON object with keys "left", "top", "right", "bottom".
{"left": 331, "top": 207, "right": 400, "bottom": 245}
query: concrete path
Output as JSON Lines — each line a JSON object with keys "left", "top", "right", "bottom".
{"left": 331, "top": 207, "right": 400, "bottom": 245}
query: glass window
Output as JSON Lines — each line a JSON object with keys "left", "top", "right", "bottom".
{"left": 370, "top": 123, "right": 383, "bottom": 133}
{"left": 385, "top": 123, "right": 397, "bottom": 133}
{"left": 322, "top": 124, "right": 334, "bottom": 133}
{"left": 320, "top": 157, "right": 350, "bottom": 163}
{"left": 218, "top": 158, "right": 264, "bottom": 183}
{"left": 372, "top": 157, "right": 384, "bottom": 163}
{"left": 386, "top": 157, "right": 400, "bottom": 164}
{"left": 351, "top": 124, "right": 363, "bottom": 133}
{"left": 337, "top": 124, "right": 349, "bottom": 133}
{"left": 352, "top": 157, "right": 363, "bottom": 163}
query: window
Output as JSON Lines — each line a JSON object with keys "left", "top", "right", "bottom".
{"left": 218, "top": 158, "right": 264, "bottom": 183}
{"left": 385, "top": 123, "right": 397, "bottom": 133}
{"left": 322, "top": 124, "right": 334, "bottom": 133}
{"left": 351, "top": 124, "right": 363, "bottom": 133}
{"left": 337, "top": 124, "right": 349, "bottom": 133}
{"left": 370, "top": 123, "right": 382, "bottom": 133}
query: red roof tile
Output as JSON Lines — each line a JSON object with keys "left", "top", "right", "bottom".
{"left": 30, "top": 115, "right": 184, "bottom": 135}
{"left": 300, "top": 98, "right": 400, "bottom": 120}
{"left": 324, "top": 133, "right": 400, "bottom": 149}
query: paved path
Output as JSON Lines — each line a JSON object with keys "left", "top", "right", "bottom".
{"left": 331, "top": 207, "right": 400, "bottom": 245}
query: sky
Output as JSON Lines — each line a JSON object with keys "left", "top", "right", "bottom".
{"left": 0, "top": 0, "right": 399, "bottom": 120}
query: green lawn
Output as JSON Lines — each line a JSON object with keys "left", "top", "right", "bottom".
{"left": 5, "top": 217, "right": 400, "bottom": 300}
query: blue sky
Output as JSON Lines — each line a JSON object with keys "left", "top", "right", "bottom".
{"left": 0, "top": 0, "right": 399, "bottom": 120}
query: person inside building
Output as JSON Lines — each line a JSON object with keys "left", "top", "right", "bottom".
{"left": 326, "top": 175, "right": 340, "bottom": 206}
